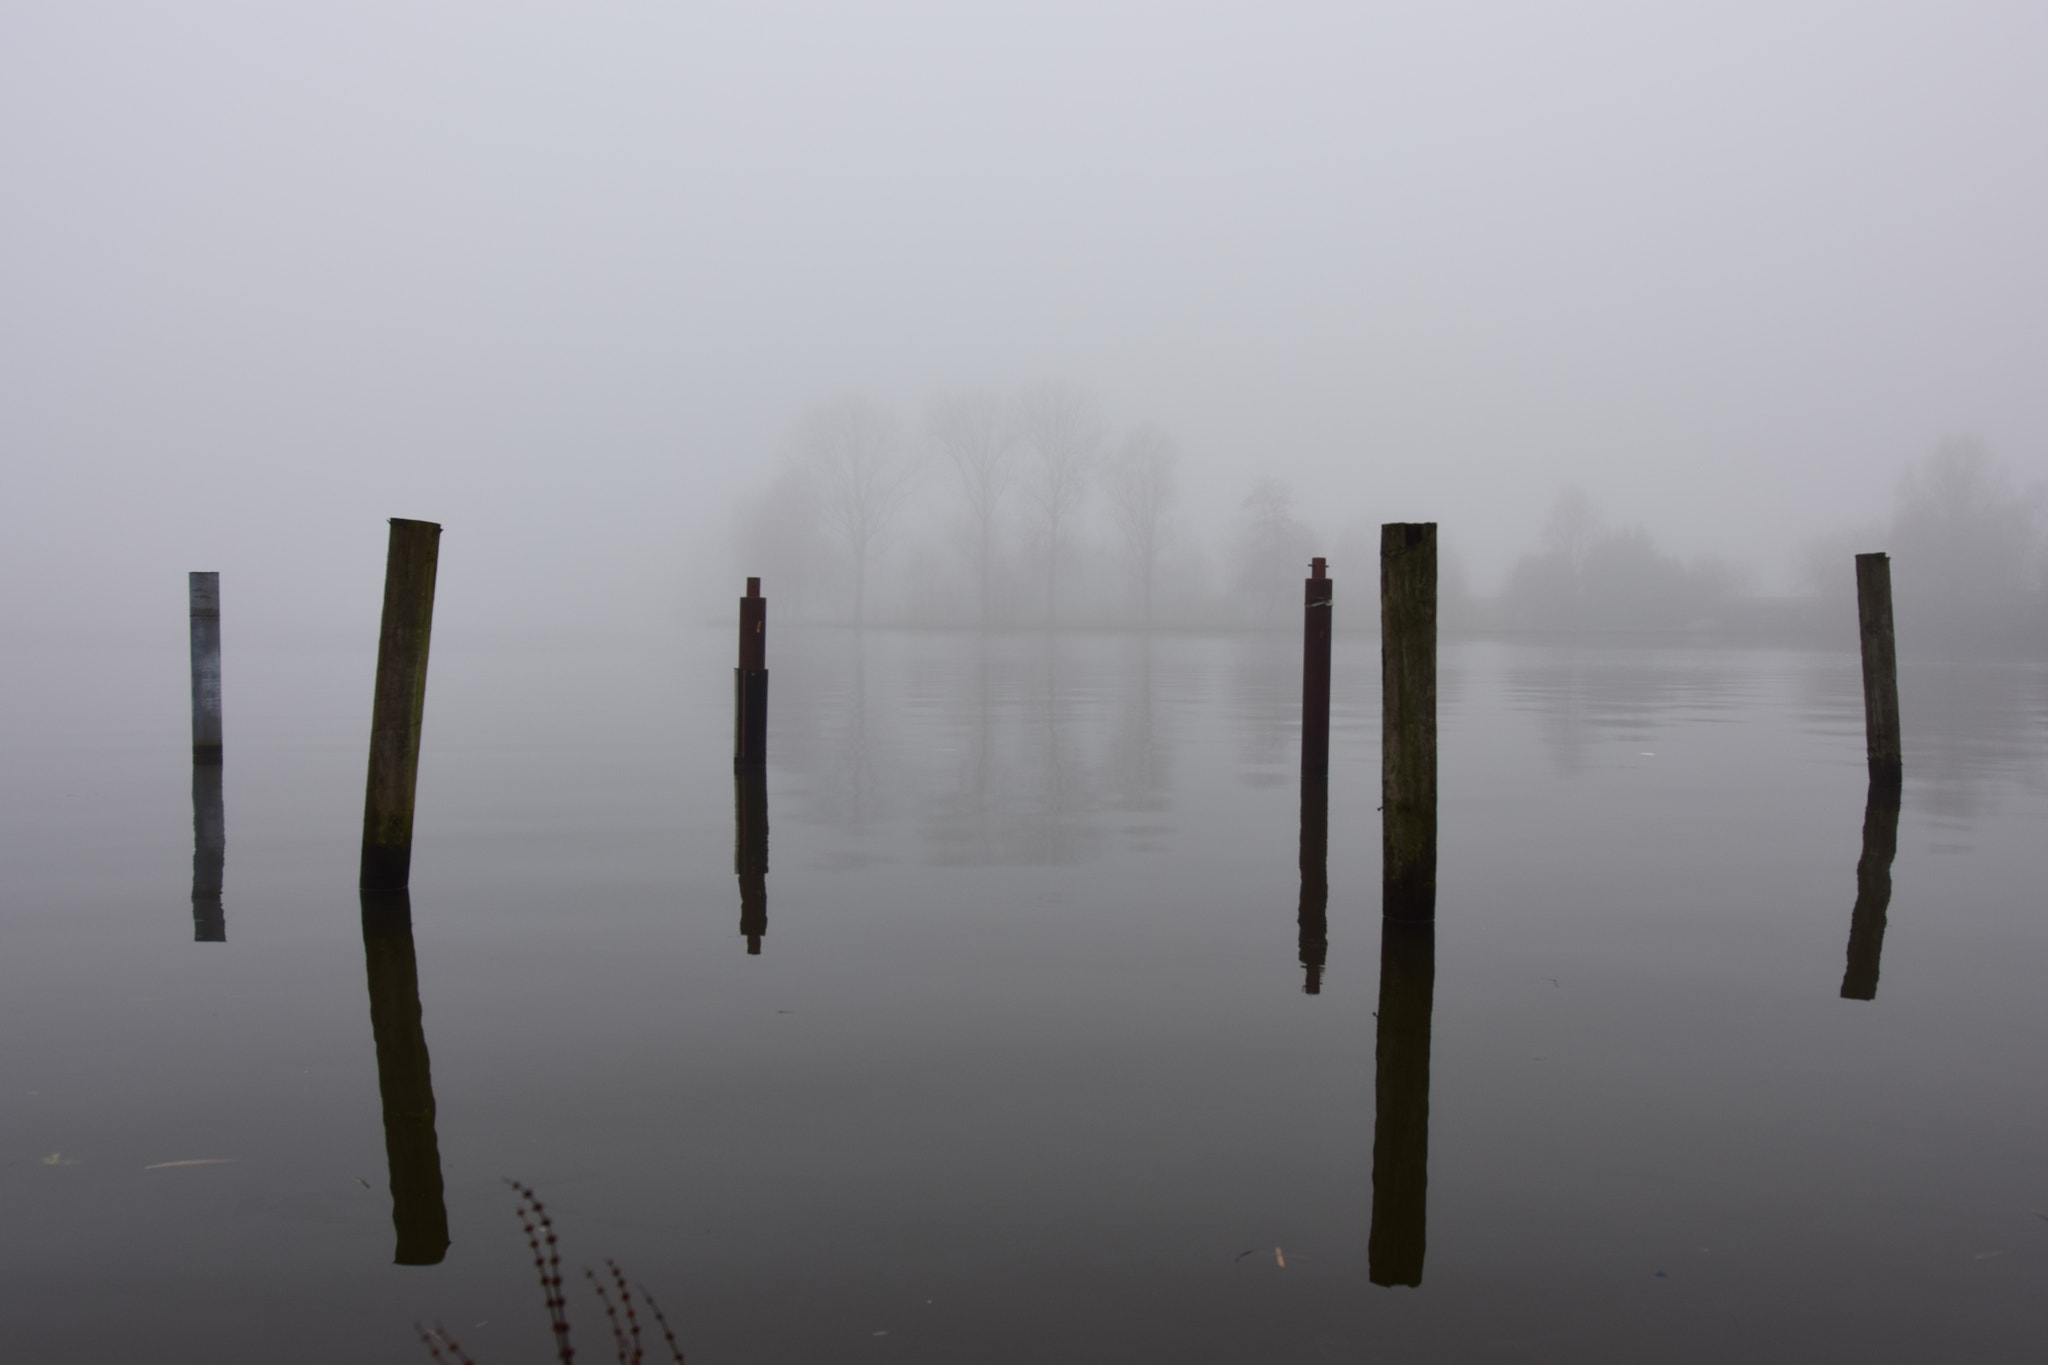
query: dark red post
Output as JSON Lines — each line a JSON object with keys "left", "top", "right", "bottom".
{"left": 735, "top": 578, "right": 768, "bottom": 769}
{"left": 1303, "top": 557, "right": 1333, "bottom": 776}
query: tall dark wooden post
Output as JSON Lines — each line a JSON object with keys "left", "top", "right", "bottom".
{"left": 191, "top": 764, "right": 225, "bottom": 942}
{"left": 735, "top": 577, "right": 768, "bottom": 769}
{"left": 1381, "top": 524, "right": 1437, "bottom": 922}
{"left": 1368, "top": 917, "right": 1434, "bottom": 1287}
{"left": 189, "top": 572, "right": 223, "bottom": 765}
{"left": 1303, "top": 557, "right": 1333, "bottom": 776}
{"left": 1297, "top": 775, "right": 1330, "bottom": 994}
{"left": 360, "top": 520, "right": 442, "bottom": 890}
{"left": 1855, "top": 553, "right": 1902, "bottom": 781}
{"left": 359, "top": 889, "right": 449, "bottom": 1265}
{"left": 1840, "top": 778, "right": 1902, "bottom": 1001}
{"left": 736, "top": 766, "right": 769, "bottom": 954}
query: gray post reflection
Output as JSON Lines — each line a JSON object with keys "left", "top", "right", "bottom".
{"left": 190, "top": 764, "right": 225, "bottom": 942}
{"left": 736, "top": 767, "right": 769, "bottom": 954}
{"left": 1368, "top": 918, "right": 1433, "bottom": 1287}
{"left": 1841, "top": 777, "right": 1902, "bottom": 1001}
{"left": 359, "top": 889, "right": 450, "bottom": 1265}
{"left": 1297, "top": 775, "right": 1328, "bottom": 994}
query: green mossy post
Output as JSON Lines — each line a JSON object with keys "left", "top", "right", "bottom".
{"left": 1855, "top": 552, "right": 1902, "bottom": 782}
{"left": 1380, "top": 524, "right": 1437, "bottom": 922}
{"left": 1368, "top": 917, "right": 1434, "bottom": 1287}
{"left": 189, "top": 572, "right": 223, "bottom": 765}
{"left": 1302, "top": 557, "right": 1333, "bottom": 776}
{"left": 360, "top": 888, "right": 449, "bottom": 1265}
{"left": 360, "top": 520, "right": 441, "bottom": 891}
{"left": 735, "top": 577, "right": 768, "bottom": 769}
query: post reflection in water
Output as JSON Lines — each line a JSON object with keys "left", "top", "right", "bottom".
{"left": 190, "top": 765, "right": 225, "bottom": 942}
{"left": 735, "top": 767, "right": 769, "bottom": 954}
{"left": 1296, "top": 776, "right": 1329, "bottom": 993}
{"left": 1368, "top": 918, "right": 1434, "bottom": 1287}
{"left": 1841, "top": 777, "right": 1903, "bottom": 1001}
{"left": 359, "top": 889, "right": 450, "bottom": 1266}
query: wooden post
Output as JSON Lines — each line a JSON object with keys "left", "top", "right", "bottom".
{"left": 1840, "top": 777, "right": 1902, "bottom": 1001}
{"left": 1381, "top": 524, "right": 1437, "bottom": 922}
{"left": 360, "top": 889, "right": 450, "bottom": 1265}
{"left": 1855, "top": 553, "right": 1902, "bottom": 781}
{"left": 191, "top": 764, "right": 225, "bottom": 942}
{"left": 736, "top": 766, "right": 769, "bottom": 954}
{"left": 1368, "top": 917, "right": 1434, "bottom": 1287}
{"left": 1302, "top": 557, "right": 1333, "bottom": 776}
{"left": 735, "top": 577, "right": 768, "bottom": 769}
{"left": 1297, "top": 775, "right": 1329, "bottom": 994}
{"left": 189, "top": 572, "right": 223, "bottom": 765}
{"left": 360, "top": 520, "right": 442, "bottom": 891}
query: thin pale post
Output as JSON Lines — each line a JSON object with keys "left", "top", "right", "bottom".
{"left": 1381, "top": 524, "right": 1437, "bottom": 922}
{"left": 189, "top": 572, "right": 222, "bottom": 765}
{"left": 1303, "top": 557, "right": 1333, "bottom": 776}
{"left": 735, "top": 577, "right": 768, "bottom": 769}
{"left": 360, "top": 519, "right": 442, "bottom": 891}
{"left": 1855, "top": 552, "right": 1901, "bottom": 781}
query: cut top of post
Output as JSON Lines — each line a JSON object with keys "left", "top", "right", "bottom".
{"left": 1310, "top": 557, "right": 1327, "bottom": 581}
{"left": 746, "top": 577, "right": 760, "bottom": 598}
{"left": 189, "top": 571, "right": 220, "bottom": 615}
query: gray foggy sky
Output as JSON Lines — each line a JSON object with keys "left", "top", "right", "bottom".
{"left": 5, "top": 2, "right": 2045, "bottom": 639}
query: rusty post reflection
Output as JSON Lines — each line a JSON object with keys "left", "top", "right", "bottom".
{"left": 1297, "top": 775, "right": 1329, "bottom": 993}
{"left": 736, "top": 766, "right": 769, "bottom": 954}
{"left": 359, "top": 889, "right": 450, "bottom": 1265}
{"left": 1840, "top": 777, "right": 1902, "bottom": 1001}
{"left": 191, "top": 763, "right": 225, "bottom": 942}
{"left": 1368, "top": 917, "right": 1434, "bottom": 1287}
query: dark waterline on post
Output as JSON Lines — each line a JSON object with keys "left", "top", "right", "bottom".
{"left": 735, "top": 577, "right": 768, "bottom": 770}
{"left": 190, "top": 764, "right": 225, "bottom": 942}
{"left": 188, "top": 572, "right": 222, "bottom": 765}
{"left": 1297, "top": 775, "right": 1329, "bottom": 994}
{"left": 1841, "top": 777, "right": 1902, "bottom": 1001}
{"left": 736, "top": 766, "right": 769, "bottom": 954}
{"left": 1381, "top": 524, "right": 1437, "bottom": 922}
{"left": 359, "top": 889, "right": 449, "bottom": 1266}
{"left": 1369, "top": 917, "right": 1434, "bottom": 1287}
{"left": 1855, "top": 552, "right": 1902, "bottom": 782}
{"left": 359, "top": 520, "right": 441, "bottom": 891}
{"left": 1302, "top": 557, "right": 1332, "bottom": 777}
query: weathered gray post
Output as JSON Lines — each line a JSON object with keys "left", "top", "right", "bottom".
{"left": 189, "top": 572, "right": 223, "bottom": 765}
{"left": 736, "top": 766, "right": 769, "bottom": 954}
{"left": 360, "top": 520, "right": 442, "bottom": 891}
{"left": 360, "top": 888, "right": 449, "bottom": 1265}
{"left": 1380, "top": 524, "right": 1437, "bottom": 922}
{"left": 1855, "top": 552, "right": 1902, "bottom": 781}
{"left": 191, "top": 765, "right": 225, "bottom": 942}
{"left": 1840, "top": 778, "right": 1902, "bottom": 1001}
{"left": 735, "top": 577, "right": 768, "bottom": 769}
{"left": 1302, "top": 557, "right": 1333, "bottom": 777}
{"left": 1368, "top": 917, "right": 1434, "bottom": 1287}
{"left": 1297, "top": 775, "right": 1329, "bottom": 994}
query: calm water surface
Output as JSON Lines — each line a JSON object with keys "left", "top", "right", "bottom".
{"left": 5, "top": 627, "right": 2047, "bottom": 1362}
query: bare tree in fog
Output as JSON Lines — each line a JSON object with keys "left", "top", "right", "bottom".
{"left": 799, "top": 396, "right": 914, "bottom": 625}
{"left": 1011, "top": 380, "right": 1101, "bottom": 625}
{"left": 1502, "top": 486, "right": 1739, "bottom": 630}
{"left": 927, "top": 390, "right": 1013, "bottom": 627}
{"left": 1234, "top": 478, "right": 1314, "bottom": 623}
{"left": 1105, "top": 424, "right": 1179, "bottom": 628}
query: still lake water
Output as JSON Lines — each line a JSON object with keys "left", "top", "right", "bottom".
{"left": 5, "top": 625, "right": 2047, "bottom": 1362}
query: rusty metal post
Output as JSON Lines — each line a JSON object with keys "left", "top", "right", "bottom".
{"left": 735, "top": 577, "right": 768, "bottom": 769}
{"left": 1303, "top": 557, "right": 1333, "bottom": 776}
